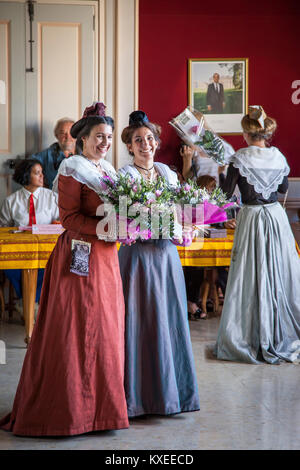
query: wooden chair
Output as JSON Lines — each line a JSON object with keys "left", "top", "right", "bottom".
{"left": 0, "top": 271, "right": 19, "bottom": 323}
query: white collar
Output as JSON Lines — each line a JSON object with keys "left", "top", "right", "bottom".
{"left": 230, "top": 146, "right": 290, "bottom": 199}
{"left": 22, "top": 186, "right": 41, "bottom": 200}
{"left": 52, "top": 154, "right": 117, "bottom": 194}
{"left": 120, "top": 162, "right": 178, "bottom": 186}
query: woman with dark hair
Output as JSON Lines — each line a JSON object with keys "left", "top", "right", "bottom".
{"left": 0, "top": 159, "right": 58, "bottom": 228}
{"left": 0, "top": 103, "right": 129, "bottom": 436}
{"left": 215, "top": 106, "right": 300, "bottom": 364}
{"left": 0, "top": 159, "right": 59, "bottom": 302}
{"left": 118, "top": 110, "right": 200, "bottom": 418}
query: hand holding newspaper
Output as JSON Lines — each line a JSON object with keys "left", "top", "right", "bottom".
{"left": 169, "top": 107, "right": 225, "bottom": 165}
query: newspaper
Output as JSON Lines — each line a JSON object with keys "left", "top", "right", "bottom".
{"left": 169, "top": 107, "right": 205, "bottom": 145}
{"left": 169, "top": 107, "right": 225, "bottom": 165}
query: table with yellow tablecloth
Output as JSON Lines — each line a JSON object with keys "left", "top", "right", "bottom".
{"left": 1, "top": 226, "right": 299, "bottom": 343}
{"left": 0, "top": 227, "right": 235, "bottom": 342}
{"left": 0, "top": 228, "right": 59, "bottom": 342}
{"left": 177, "top": 231, "right": 234, "bottom": 267}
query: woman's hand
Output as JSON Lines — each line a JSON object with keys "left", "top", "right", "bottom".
{"left": 224, "top": 219, "right": 236, "bottom": 229}
{"left": 180, "top": 145, "right": 193, "bottom": 161}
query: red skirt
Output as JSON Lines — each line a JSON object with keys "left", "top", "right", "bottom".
{"left": 0, "top": 230, "right": 129, "bottom": 436}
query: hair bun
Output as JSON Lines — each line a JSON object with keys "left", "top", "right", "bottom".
{"left": 248, "top": 105, "right": 266, "bottom": 128}
{"left": 70, "top": 102, "right": 107, "bottom": 138}
{"left": 70, "top": 120, "right": 85, "bottom": 139}
{"left": 129, "top": 110, "right": 149, "bottom": 125}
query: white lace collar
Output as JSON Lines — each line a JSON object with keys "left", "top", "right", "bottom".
{"left": 229, "top": 146, "right": 290, "bottom": 199}
{"left": 118, "top": 162, "right": 178, "bottom": 186}
{"left": 52, "top": 155, "right": 117, "bottom": 193}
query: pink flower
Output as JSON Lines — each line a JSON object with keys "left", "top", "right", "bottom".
{"left": 99, "top": 179, "right": 108, "bottom": 190}
{"left": 155, "top": 190, "right": 162, "bottom": 197}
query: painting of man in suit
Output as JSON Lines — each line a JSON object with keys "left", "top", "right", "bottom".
{"left": 189, "top": 58, "right": 248, "bottom": 133}
{"left": 206, "top": 73, "right": 225, "bottom": 114}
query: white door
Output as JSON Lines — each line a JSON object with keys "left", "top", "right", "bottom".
{"left": 0, "top": 1, "right": 96, "bottom": 201}
{"left": 26, "top": 2, "right": 96, "bottom": 154}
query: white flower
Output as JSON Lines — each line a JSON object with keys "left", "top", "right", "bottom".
{"left": 145, "top": 192, "right": 156, "bottom": 201}
{"left": 189, "top": 197, "right": 198, "bottom": 204}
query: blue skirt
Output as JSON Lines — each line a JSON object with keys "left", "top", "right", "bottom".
{"left": 118, "top": 239, "right": 200, "bottom": 417}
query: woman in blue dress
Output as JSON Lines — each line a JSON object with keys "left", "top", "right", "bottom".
{"left": 215, "top": 106, "right": 300, "bottom": 364}
{"left": 118, "top": 111, "right": 200, "bottom": 417}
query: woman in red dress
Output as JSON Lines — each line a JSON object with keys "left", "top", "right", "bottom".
{"left": 0, "top": 103, "right": 129, "bottom": 436}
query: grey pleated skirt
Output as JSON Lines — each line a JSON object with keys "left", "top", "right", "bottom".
{"left": 215, "top": 202, "right": 300, "bottom": 364}
{"left": 118, "top": 239, "right": 200, "bottom": 417}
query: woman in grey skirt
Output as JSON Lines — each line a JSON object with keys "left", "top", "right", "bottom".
{"left": 118, "top": 111, "right": 200, "bottom": 417}
{"left": 215, "top": 105, "right": 300, "bottom": 364}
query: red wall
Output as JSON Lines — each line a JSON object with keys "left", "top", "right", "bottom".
{"left": 139, "top": 0, "right": 300, "bottom": 176}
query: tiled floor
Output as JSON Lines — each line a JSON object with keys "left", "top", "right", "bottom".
{"left": 0, "top": 316, "right": 299, "bottom": 450}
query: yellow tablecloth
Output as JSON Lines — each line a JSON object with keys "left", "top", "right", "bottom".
{"left": 1, "top": 227, "right": 299, "bottom": 271}
{"left": 0, "top": 227, "right": 235, "bottom": 270}
{"left": 0, "top": 228, "right": 59, "bottom": 269}
{"left": 177, "top": 231, "right": 234, "bottom": 267}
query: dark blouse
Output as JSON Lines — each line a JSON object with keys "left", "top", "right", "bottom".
{"left": 221, "top": 163, "right": 289, "bottom": 205}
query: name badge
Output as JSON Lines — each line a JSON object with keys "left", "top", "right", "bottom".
{"left": 70, "top": 239, "right": 91, "bottom": 277}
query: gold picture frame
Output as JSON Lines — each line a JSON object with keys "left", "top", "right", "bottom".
{"left": 188, "top": 58, "right": 249, "bottom": 134}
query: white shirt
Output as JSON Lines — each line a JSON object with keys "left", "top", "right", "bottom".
{"left": 0, "top": 187, "right": 59, "bottom": 227}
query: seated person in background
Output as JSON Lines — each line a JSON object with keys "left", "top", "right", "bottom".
{"left": 184, "top": 174, "right": 236, "bottom": 320}
{"left": 0, "top": 159, "right": 59, "bottom": 303}
{"left": 31, "top": 117, "right": 75, "bottom": 189}
{"left": 180, "top": 139, "right": 235, "bottom": 184}
{"left": 196, "top": 174, "right": 217, "bottom": 193}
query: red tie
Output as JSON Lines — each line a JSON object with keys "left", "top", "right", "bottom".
{"left": 28, "top": 194, "right": 36, "bottom": 226}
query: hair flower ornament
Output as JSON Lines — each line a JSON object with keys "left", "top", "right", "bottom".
{"left": 83, "top": 102, "right": 106, "bottom": 118}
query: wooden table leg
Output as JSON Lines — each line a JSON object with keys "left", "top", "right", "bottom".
{"left": 22, "top": 269, "right": 38, "bottom": 345}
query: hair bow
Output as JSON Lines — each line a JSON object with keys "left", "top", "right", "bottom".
{"left": 248, "top": 105, "right": 267, "bottom": 128}
{"left": 82, "top": 102, "right": 106, "bottom": 118}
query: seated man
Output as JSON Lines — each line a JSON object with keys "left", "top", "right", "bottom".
{"left": 31, "top": 117, "right": 75, "bottom": 188}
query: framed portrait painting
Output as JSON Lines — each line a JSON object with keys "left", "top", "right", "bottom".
{"left": 188, "top": 58, "right": 248, "bottom": 134}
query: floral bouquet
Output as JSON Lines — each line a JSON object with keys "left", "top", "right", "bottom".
{"left": 98, "top": 173, "right": 176, "bottom": 244}
{"left": 169, "top": 106, "right": 225, "bottom": 165}
{"left": 172, "top": 179, "right": 236, "bottom": 228}
{"left": 97, "top": 174, "right": 235, "bottom": 245}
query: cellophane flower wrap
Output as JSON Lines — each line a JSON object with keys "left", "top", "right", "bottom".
{"left": 172, "top": 179, "right": 235, "bottom": 228}
{"left": 169, "top": 106, "right": 225, "bottom": 165}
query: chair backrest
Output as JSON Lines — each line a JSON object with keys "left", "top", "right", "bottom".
{"left": 0, "top": 173, "right": 13, "bottom": 207}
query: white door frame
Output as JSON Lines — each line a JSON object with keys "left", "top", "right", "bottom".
{"left": 0, "top": 0, "right": 139, "bottom": 168}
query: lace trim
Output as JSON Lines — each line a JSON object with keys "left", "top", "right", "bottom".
{"left": 231, "top": 158, "right": 290, "bottom": 199}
